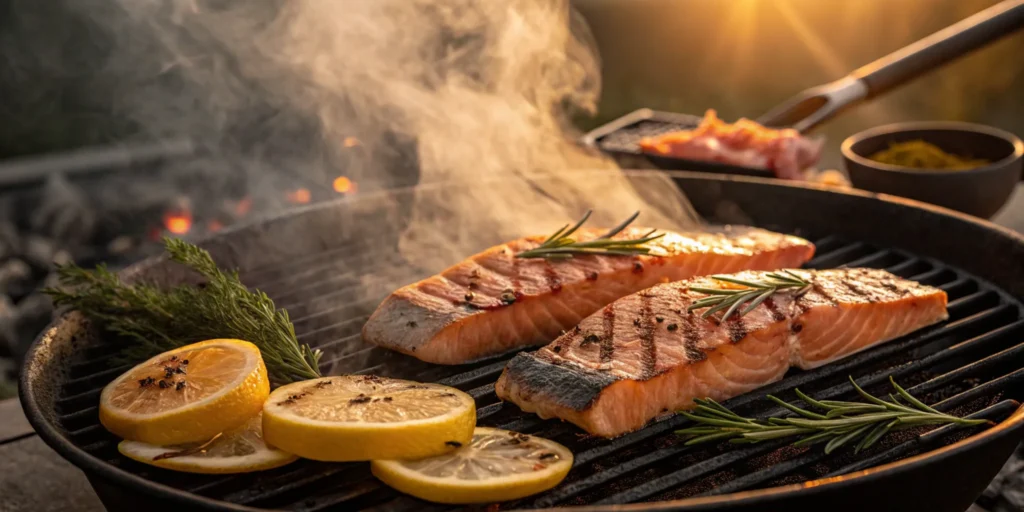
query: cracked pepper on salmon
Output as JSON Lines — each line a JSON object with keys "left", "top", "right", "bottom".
{"left": 494, "top": 268, "right": 948, "bottom": 438}
{"left": 362, "top": 226, "right": 814, "bottom": 364}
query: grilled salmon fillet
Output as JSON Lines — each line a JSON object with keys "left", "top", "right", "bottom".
{"left": 363, "top": 226, "right": 814, "bottom": 364}
{"left": 495, "top": 268, "right": 948, "bottom": 437}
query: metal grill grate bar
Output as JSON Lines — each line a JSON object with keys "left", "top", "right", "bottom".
{"left": 822, "top": 400, "right": 1020, "bottom": 479}
{"left": 44, "top": 236, "right": 1024, "bottom": 511}
{"left": 589, "top": 375, "right": 1020, "bottom": 506}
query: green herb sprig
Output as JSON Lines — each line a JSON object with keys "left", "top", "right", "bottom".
{"left": 44, "top": 238, "right": 322, "bottom": 386}
{"left": 676, "top": 377, "right": 988, "bottom": 454}
{"left": 687, "top": 270, "right": 811, "bottom": 321}
{"left": 515, "top": 210, "right": 665, "bottom": 260}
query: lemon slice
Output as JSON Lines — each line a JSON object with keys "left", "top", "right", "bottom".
{"left": 118, "top": 413, "right": 298, "bottom": 474}
{"left": 262, "top": 375, "right": 475, "bottom": 462}
{"left": 371, "top": 427, "right": 573, "bottom": 504}
{"left": 99, "top": 339, "right": 269, "bottom": 445}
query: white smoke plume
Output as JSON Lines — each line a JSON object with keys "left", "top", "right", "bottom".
{"left": 6, "top": 0, "right": 698, "bottom": 269}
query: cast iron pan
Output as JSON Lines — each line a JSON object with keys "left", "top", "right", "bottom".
{"left": 584, "top": 0, "right": 1024, "bottom": 176}
{"left": 19, "top": 170, "right": 1024, "bottom": 512}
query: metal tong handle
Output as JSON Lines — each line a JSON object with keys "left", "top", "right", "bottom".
{"left": 757, "top": 0, "right": 1024, "bottom": 133}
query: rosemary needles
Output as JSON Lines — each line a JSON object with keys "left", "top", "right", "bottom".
{"left": 676, "top": 377, "right": 988, "bottom": 454}
{"left": 516, "top": 210, "right": 665, "bottom": 260}
{"left": 687, "top": 270, "right": 811, "bottom": 321}
{"left": 44, "top": 237, "right": 322, "bottom": 386}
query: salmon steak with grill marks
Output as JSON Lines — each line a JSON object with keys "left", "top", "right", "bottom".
{"left": 362, "top": 226, "right": 814, "bottom": 364}
{"left": 494, "top": 268, "right": 948, "bottom": 438}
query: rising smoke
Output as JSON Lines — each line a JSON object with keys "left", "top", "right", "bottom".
{"left": 4, "top": 0, "right": 698, "bottom": 270}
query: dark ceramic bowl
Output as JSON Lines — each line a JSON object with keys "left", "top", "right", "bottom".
{"left": 842, "top": 122, "right": 1023, "bottom": 218}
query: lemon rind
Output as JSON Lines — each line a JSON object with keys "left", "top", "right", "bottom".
{"left": 118, "top": 440, "right": 297, "bottom": 474}
{"left": 99, "top": 340, "right": 259, "bottom": 421}
{"left": 369, "top": 427, "right": 573, "bottom": 504}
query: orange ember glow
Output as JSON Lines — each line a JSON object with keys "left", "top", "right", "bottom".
{"left": 332, "top": 176, "right": 356, "bottom": 194}
{"left": 163, "top": 211, "right": 193, "bottom": 235}
{"left": 235, "top": 197, "right": 253, "bottom": 216}
{"left": 286, "top": 188, "right": 312, "bottom": 204}
{"left": 343, "top": 137, "right": 360, "bottom": 148}
{"left": 207, "top": 219, "right": 224, "bottom": 233}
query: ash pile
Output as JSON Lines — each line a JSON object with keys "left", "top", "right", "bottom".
{"left": 0, "top": 145, "right": 260, "bottom": 397}
{"left": 0, "top": 172, "right": 161, "bottom": 397}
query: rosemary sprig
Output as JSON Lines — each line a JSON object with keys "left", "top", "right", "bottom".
{"left": 43, "top": 237, "right": 322, "bottom": 386}
{"left": 687, "top": 270, "right": 811, "bottom": 321}
{"left": 515, "top": 210, "right": 665, "bottom": 260}
{"left": 676, "top": 377, "right": 988, "bottom": 454}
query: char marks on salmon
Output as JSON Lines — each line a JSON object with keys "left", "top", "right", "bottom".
{"left": 362, "top": 226, "right": 815, "bottom": 364}
{"left": 494, "top": 268, "right": 948, "bottom": 437}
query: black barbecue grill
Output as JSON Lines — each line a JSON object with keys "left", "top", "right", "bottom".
{"left": 19, "top": 171, "right": 1024, "bottom": 511}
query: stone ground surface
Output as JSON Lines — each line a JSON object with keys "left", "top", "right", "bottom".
{"left": 2, "top": 183, "right": 1023, "bottom": 512}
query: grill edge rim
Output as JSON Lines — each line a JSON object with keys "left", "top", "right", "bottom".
{"left": 19, "top": 171, "right": 1024, "bottom": 511}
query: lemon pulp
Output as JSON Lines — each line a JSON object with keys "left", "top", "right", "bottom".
{"left": 371, "top": 427, "right": 573, "bottom": 504}
{"left": 118, "top": 413, "right": 297, "bottom": 474}
{"left": 99, "top": 339, "right": 269, "bottom": 445}
{"left": 262, "top": 375, "right": 475, "bottom": 462}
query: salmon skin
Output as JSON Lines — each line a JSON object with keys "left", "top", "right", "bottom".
{"left": 495, "top": 268, "right": 948, "bottom": 438}
{"left": 362, "top": 226, "right": 814, "bottom": 364}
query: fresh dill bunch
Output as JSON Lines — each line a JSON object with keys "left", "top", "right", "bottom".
{"left": 43, "top": 237, "right": 322, "bottom": 386}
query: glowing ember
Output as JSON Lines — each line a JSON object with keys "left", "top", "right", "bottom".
{"left": 208, "top": 220, "right": 224, "bottom": 233}
{"left": 286, "top": 188, "right": 311, "bottom": 204}
{"left": 343, "top": 137, "right": 360, "bottom": 148}
{"left": 163, "top": 211, "right": 193, "bottom": 235}
{"left": 332, "top": 176, "right": 356, "bottom": 194}
{"left": 234, "top": 197, "right": 253, "bottom": 216}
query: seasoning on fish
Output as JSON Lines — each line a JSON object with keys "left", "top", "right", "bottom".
{"left": 363, "top": 226, "right": 815, "bottom": 364}
{"left": 494, "top": 268, "right": 948, "bottom": 438}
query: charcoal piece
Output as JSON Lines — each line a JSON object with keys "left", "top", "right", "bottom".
{"left": 30, "top": 174, "right": 97, "bottom": 250}
{"left": 0, "top": 259, "right": 33, "bottom": 299}
{"left": 0, "top": 295, "right": 17, "bottom": 359}
{"left": 51, "top": 250, "right": 72, "bottom": 266}
{"left": 12, "top": 293, "right": 54, "bottom": 362}
{"left": 0, "top": 222, "right": 19, "bottom": 261}
{"left": 106, "top": 236, "right": 135, "bottom": 256}
{"left": 22, "top": 235, "right": 56, "bottom": 271}
{"left": 982, "top": 443, "right": 1024, "bottom": 509}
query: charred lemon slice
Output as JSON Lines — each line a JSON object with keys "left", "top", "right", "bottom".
{"left": 99, "top": 339, "right": 269, "bottom": 445}
{"left": 262, "top": 375, "right": 475, "bottom": 462}
{"left": 371, "top": 427, "right": 573, "bottom": 504}
{"left": 118, "top": 413, "right": 297, "bottom": 474}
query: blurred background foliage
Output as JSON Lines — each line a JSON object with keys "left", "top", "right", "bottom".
{"left": 1, "top": 0, "right": 1022, "bottom": 170}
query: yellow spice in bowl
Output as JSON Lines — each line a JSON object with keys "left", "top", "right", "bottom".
{"left": 868, "top": 140, "right": 989, "bottom": 170}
